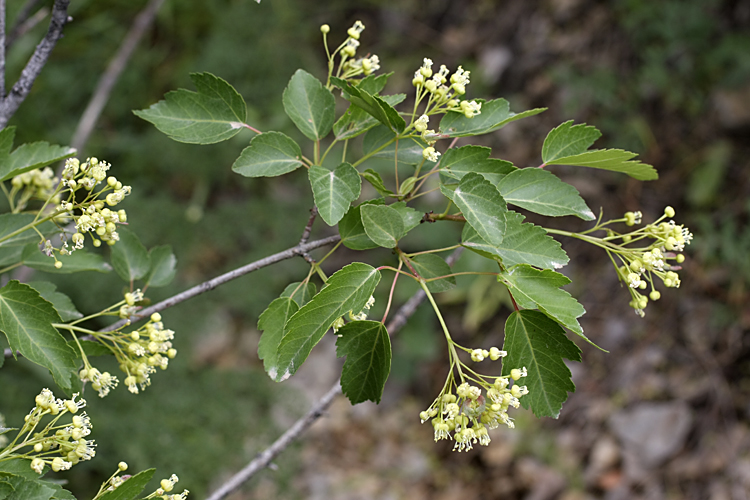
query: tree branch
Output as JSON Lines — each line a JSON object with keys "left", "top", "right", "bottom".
{"left": 70, "top": 0, "right": 166, "bottom": 154}
{"left": 204, "top": 247, "right": 463, "bottom": 500}
{"left": 0, "top": 0, "right": 70, "bottom": 129}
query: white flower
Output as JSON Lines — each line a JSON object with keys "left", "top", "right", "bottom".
{"left": 422, "top": 147, "right": 440, "bottom": 162}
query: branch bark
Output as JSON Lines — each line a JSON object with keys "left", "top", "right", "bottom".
{"left": 0, "top": 0, "right": 70, "bottom": 129}
{"left": 70, "top": 0, "right": 166, "bottom": 154}
{"left": 204, "top": 248, "right": 463, "bottom": 500}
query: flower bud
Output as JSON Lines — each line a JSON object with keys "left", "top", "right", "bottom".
{"left": 664, "top": 206, "right": 675, "bottom": 218}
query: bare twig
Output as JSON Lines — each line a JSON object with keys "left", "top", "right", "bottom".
{"left": 70, "top": 0, "right": 166, "bottom": 154}
{"left": 6, "top": 0, "right": 44, "bottom": 49}
{"left": 0, "top": 0, "right": 70, "bottom": 129}
{"left": 204, "top": 247, "right": 463, "bottom": 500}
{"left": 297, "top": 206, "right": 318, "bottom": 264}
{"left": 3, "top": 235, "right": 341, "bottom": 358}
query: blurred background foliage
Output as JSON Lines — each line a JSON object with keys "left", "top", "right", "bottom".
{"left": 0, "top": 0, "right": 749, "bottom": 498}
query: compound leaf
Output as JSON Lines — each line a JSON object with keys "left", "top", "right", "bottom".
{"left": 502, "top": 310, "right": 581, "bottom": 417}
{"left": 439, "top": 145, "right": 516, "bottom": 185}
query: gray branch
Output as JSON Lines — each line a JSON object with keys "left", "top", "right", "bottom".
{"left": 70, "top": 0, "right": 166, "bottom": 154}
{"left": 204, "top": 247, "right": 463, "bottom": 500}
{"left": 0, "top": 0, "right": 70, "bottom": 129}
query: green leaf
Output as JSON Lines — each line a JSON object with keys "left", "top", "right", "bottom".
{"left": 308, "top": 163, "right": 362, "bottom": 226}
{"left": 0, "top": 246, "right": 24, "bottom": 268}
{"left": 3, "top": 476, "right": 55, "bottom": 500}
{"left": 0, "top": 214, "right": 56, "bottom": 248}
{"left": 258, "top": 297, "right": 299, "bottom": 381}
{"left": 144, "top": 246, "right": 177, "bottom": 288}
{"left": 439, "top": 99, "right": 546, "bottom": 137}
{"left": 546, "top": 149, "right": 659, "bottom": 181}
{"left": 280, "top": 282, "right": 317, "bottom": 306}
{"left": 68, "top": 339, "right": 111, "bottom": 357}
{"left": 362, "top": 125, "right": 425, "bottom": 165}
{"left": 541, "top": 121, "right": 658, "bottom": 180}
{"left": 0, "top": 459, "right": 42, "bottom": 479}
{"left": 110, "top": 228, "right": 150, "bottom": 282}
{"left": 439, "top": 145, "right": 516, "bottom": 185}
{"left": 497, "top": 168, "right": 595, "bottom": 220}
{"left": 231, "top": 131, "right": 303, "bottom": 178}
{"left": 336, "top": 320, "right": 391, "bottom": 404}
{"left": 27, "top": 282, "right": 83, "bottom": 322}
{"left": 21, "top": 245, "right": 111, "bottom": 274}
{"left": 338, "top": 201, "right": 382, "bottom": 250}
{"left": 541, "top": 121, "right": 601, "bottom": 163}
{"left": 389, "top": 202, "right": 421, "bottom": 233}
{"left": 330, "top": 77, "right": 405, "bottom": 133}
{"left": 356, "top": 72, "right": 392, "bottom": 95}
{"left": 0, "top": 281, "right": 77, "bottom": 391}
{"left": 0, "top": 127, "right": 16, "bottom": 158}
{"left": 360, "top": 204, "right": 405, "bottom": 248}
{"left": 334, "top": 94, "right": 406, "bottom": 140}
{"left": 362, "top": 169, "right": 394, "bottom": 197}
{"left": 276, "top": 263, "right": 380, "bottom": 381}
{"left": 42, "top": 482, "right": 75, "bottom": 500}
{"left": 134, "top": 72, "right": 247, "bottom": 144}
{"left": 502, "top": 310, "right": 581, "bottom": 418}
{"left": 98, "top": 469, "right": 156, "bottom": 500}
{"left": 462, "top": 212, "right": 569, "bottom": 270}
{"left": 282, "top": 69, "right": 335, "bottom": 141}
{"left": 409, "top": 254, "right": 456, "bottom": 293}
{"left": 452, "top": 172, "right": 507, "bottom": 246}
{"left": 0, "top": 143, "right": 76, "bottom": 182}
{"left": 500, "top": 264, "right": 594, "bottom": 345}
{"left": 0, "top": 480, "right": 13, "bottom": 499}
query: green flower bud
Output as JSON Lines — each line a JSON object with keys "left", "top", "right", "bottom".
{"left": 664, "top": 206, "right": 675, "bottom": 218}
{"left": 320, "top": 24, "right": 330, "bottom": 34}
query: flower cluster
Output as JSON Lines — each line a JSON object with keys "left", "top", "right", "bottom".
{"left": 10, "top": 167, "right": 59, "bottom": 211}
{"left": 76, "top": 294, "right": 177, "bottom": 396}
{"left": 411, "top": 58, "right": 482, "bottom": 162}
{"left": 331, "top": 295, "right": 375, "bottom": 333}
{"left": 0, "top": 389, "right": 95, "bottom": 474}
{"left": 324, "top": 21, "right": 381, "bottom": 80}
{"left": 101, "top": 464, "right": 189, "bottom": 500}
{"left": 612, "top": 206, "right": 693, "bottom": 317}
{"left": 420, "top": 367, "right": 528, "bottom": 452}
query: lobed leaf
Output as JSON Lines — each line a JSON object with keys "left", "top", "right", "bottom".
{"left": 110, "top": 228, "right": 150, "bottom": 282}
{"left": 283, "top": 69, "right": 335, "bottom": 141}
{"left": 360, "top": 204, "right": 405, "bottom": 248}
{"left": 232, "top": 132, "right": 304, "bottom": 178}
{"left": 336, "top": 320, "right": 391, "bottom": 404}
{"left": 0, "top": 281, "right": 77, "bottom": 391}
{"left": 502, "top": 310, "right": 581, "bottom": 418}
{"left": 452, "top": 172, "right": 507, "bottom": 246}
{"left": 497, "top": 168, "right": 595, "bottom": 220}
{"left": 276, "top": 263, "right": 381, "bottom": 381}
{"left": 0, "top": 142, "right": 76, "bottom": 182}
{"left": 462, "top": 211, "right": 569, "bottom": 270}
{"left": 439, "top": 98, "right": 546, "bottom": 138}
{"left": 308, "top": 163, "right": 362, "bottom": 226}
{"left": 134, "top": 72, "right": 247, "bottom": 144}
